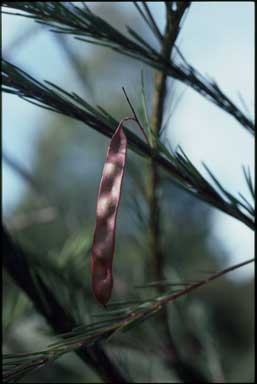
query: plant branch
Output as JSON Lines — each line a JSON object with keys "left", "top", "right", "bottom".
{"left": 2, "top": 59, "right": 254, "bottom": 230}
{"left": 141, "top": 1, "right": 163, "bottom": 43}
{"left": 133, "top": 2, "right": 163, "bottom": 43}
{"left": 4, "top": 255, "right": 254, "bottom": 382}
{"left": 2, "top": 2, "right": 254, "bottom": 134}
{"left": 147, "top": 3, "right": 208, "bottom": 382}
{"left": 122, "top": 86, "right": 150, "bottom": 145}
{"left": 2, "top": 225, "right": 129, "bottom": 383}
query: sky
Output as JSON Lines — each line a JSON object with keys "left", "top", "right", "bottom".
{"left": 2, "top": 2, "right": 254, "bottom": 281}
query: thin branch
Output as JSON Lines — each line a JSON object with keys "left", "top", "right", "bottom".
{"left": 2, "top": 2, "right": 253, "bottom": 134}
{"left": 161, "top": 258, "right": 255, "bottom": 304}
{"left": 2, "top": 59, "right": 254, "bottom": 230}
{"left": 133, "top": 2, "right": 162, "bottom": 43}
{"left": 147, "top": 2, "right": 206, "bottom": 382}
{"left": 122, "top": 86, "right": 150, "bottom": 145}
{"left": 2, "top": 225, "right": 129, "bottom": 383}
{"left": 141, "top": 1, "right": 163, "bottom": 43}
{"left": 3, "top": 257, "right": 254, "bottom": 381}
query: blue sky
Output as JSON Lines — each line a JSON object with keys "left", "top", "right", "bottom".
{"left": 2, "top": 2, "right": 254, "bottom": 280}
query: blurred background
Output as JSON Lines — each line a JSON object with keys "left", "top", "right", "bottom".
{"left": 3, "top": 2, "right": 254, "bottom": 383}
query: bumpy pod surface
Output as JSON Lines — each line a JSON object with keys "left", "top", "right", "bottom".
{"left": 91, "top": 119, "right": 129, "bottom": 306}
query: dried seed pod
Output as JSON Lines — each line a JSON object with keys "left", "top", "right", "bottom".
{"left": 91, "top": 118, "right": 130, "bottom": 306}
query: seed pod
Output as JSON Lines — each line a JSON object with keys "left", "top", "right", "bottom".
{"left": 91, "top": 118, "right": 130, "bottom": 306}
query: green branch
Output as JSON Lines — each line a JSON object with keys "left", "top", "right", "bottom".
{"left": 2, "top": 1, "right": 254, "bottom": 134}
{"left": 2, "top": 59, "right": 254, "bottom": 230}
{"left": 3, "top": 256, "right": 254, "bottom": 382}
{"left": 146, "top": 3, "right": 207, "bottom": 381}
{"left": 2, "top": 226, "right": 129, "bottom": 383}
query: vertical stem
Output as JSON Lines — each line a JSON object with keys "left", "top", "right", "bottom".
{"left": 148, "top": 2, "right": 175, "bottom": 293}
{"left": 148, "top": 2, "right": 188, "bottom": 280}
{"left": 147, "top": 2, "right": 207, "bottom": 382}
{"left": 147, "top": 2, "right": 176, "bottom": 367}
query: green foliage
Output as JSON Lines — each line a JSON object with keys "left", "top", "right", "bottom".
{"left": 2, "top": 1, "right": 254, "bottom": 134}
{"left": 2, "top": 2, "right": 254, "bottom": 383}
{"left": 2, "top": 60, "right": 254, "bottom": 229}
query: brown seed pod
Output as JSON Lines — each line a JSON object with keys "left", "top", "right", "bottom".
{"left": 91, "top": 118, "right": 131, "bottom": 306}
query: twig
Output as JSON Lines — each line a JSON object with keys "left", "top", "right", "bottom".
{"left": 2, "top": 60, "right": 254, "bottom": 230}
{"left": 141, "top": 2, "right": 163, "bottom": 43}
{"left": 4, "top": 256, "right": 254, "bottom": 381}
{"left": 133, "top": 2, "right": 162, "bottom": 43}
{"left": 2, "top": 225, "right": 129, "bottom": 383}
{"left": 122, "top": 86, "right": 150, "bottom": 146}
{"left": 147, "top": 2, "right": 209, "bottom": 382}
{"left": 2, "top": 2, "right": 254, "bottom": 134}
{"left": 161, "top": 258, "right": 255, "bottom": 306}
